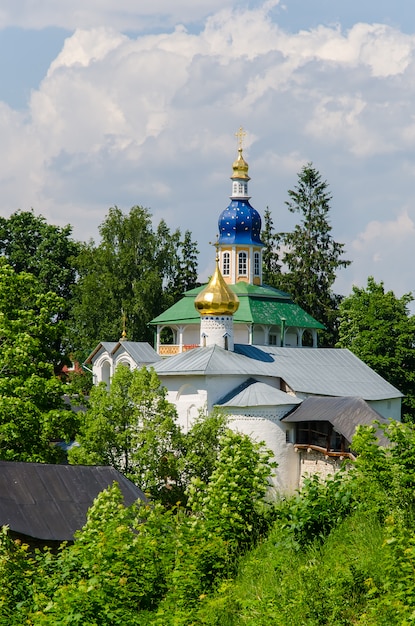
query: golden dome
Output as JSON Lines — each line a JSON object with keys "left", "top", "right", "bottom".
{"left": 195, "top": 259, "right": 239, "bottom": 316}
{"left": 231, "top": 148, "right": 250, "bottom": 181}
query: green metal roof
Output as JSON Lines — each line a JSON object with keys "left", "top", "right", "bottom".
{"left": 150, "top": 282, "right": 324, "bottom": 330}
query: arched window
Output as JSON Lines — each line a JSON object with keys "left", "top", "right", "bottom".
{"left": 222, "top": 251, "right": 230, "bottom": 276}
{"left": 238, "top": 251, "right": 247, "bottom": 276}
{"left": 101, "top": 361, "right": 111, "bottom": 389}
{"left": 254, "top": 251, "right": 260, "bottom": 276}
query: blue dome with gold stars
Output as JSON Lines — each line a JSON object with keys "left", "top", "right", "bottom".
{"left": 218, "top": 200, "right": 263, "bottom": 245}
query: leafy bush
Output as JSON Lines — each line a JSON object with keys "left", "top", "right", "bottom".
{"left": 278, "top": 469, "right": 355, "bottom": 547}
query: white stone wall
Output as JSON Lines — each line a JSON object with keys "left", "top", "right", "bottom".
{"left": 297, "top": 449, "right": 348, "bottom": 487}
{"left": 162, "top": 375, "right": 208, "bottom": 432}
{"left": 225, "top": 407, "right": 300, "bottom": 493}
{"left": 369, "top": 398, "right": 401, "bottom": 422}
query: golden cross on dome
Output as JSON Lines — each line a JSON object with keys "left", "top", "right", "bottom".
{"left": 235, "top": 126, "right": 246, "bottom": 150}
{"left": 208, "top": 235, "right": 220, "bottom": 261}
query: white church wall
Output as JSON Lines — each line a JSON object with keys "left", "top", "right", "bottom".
{"left": 368, "top": 398, "right": 401, "bottom": 422}
{"left": 200, "top": 316, "right": 235, "bottom": 350}
{"left": 161, "top": 375, "right": 208, "bottom": 432}
{"left": 93, "top": 354, "right": 113, "bottom": 385}
{"left": 113, "top": 353, "right": 135, "bottom": 370}
{"left": 284, "top": 330, "right": 299, "bottom": 347}
{"left": 226, "top": 407, "right": 300, "bottom": 493}
{"left": 233, "top": 325, "right": 250, "bottom": 344}
{"left": 252, "top": 326, "right": 265, "bottom": 345}
{"left": 180, "top": 326, "right": 200, "bottom": 347}
{"left": 205, "top": 375, "right": 250, "bottom": 410}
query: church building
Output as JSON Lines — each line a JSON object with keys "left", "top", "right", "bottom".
{"left": 150, "top": 132, "right": 324, "bottom": 355}
{"left": 86, "top": 130, "right": 402, "bottom": 492}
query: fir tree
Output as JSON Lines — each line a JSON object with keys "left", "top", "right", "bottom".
{"left": 277, "top": 164, "right": 350, "bottom": 345}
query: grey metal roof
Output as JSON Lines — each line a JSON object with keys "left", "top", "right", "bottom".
{"left": 216, "top": 377, "right": 302, "bottom": 408}
{"left": 112, "top": 341, "right": 161, "bottom": 364}
{"left": 234, "top": 345, "right": 402, "bottom": 401}
{"left": 154, "top": 344, "right": 273, "bottom": 376}
{"left": 281, "top": 396, "right": 390, "bottom": 445}
{"left": 0, "top": 462, "right": 147, "bottom": 542}
{"left": 84, "top": 342, "right": 118, "bottom": 364}
{"left": 154, "top": 344, "right": 401, "bottom": 401}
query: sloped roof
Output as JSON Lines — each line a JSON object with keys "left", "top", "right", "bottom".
{"left": 150, "top": 282, "right": 324, "bottom": 329}
{"left": 154, "top": 344, "right": 402, "bottom": 401}
{"left": 154, "top": 344, "right": 273, "bottom": 376}
{"left": 234, "top": 345, "right": 402, "bottom": 401}
{"left": 216, "top": 378, "right": 302, "bottom": 408}
{"left": 85, "top": 341, "right": 161, "bottom": 365}
{"left": 0, "top": 462, "right": 147, "bottom": 542}
{"left": 281, "top": 396, "right": 390, "bottom": 445}
{"left": 84, "top": 342, "right": 118, "bottom": 364}
{"left": 112, "top": 341, "right": 161, "bottom": 364}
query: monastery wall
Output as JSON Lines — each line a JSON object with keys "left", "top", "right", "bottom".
{"left": 226, "top": 407, "right": 300, "bottom": 493}
{"left": 297, "top": 448, "right": 348, "bottom": 487}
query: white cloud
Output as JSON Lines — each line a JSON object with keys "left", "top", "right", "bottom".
{"left": 0, "top": 3, "right": 415, "bottom": 300}
{"left": 335, "top": 211, "right": 415, "bottom": 300}
{"left": 0, "top": 0, "right": 240, "bottom": 30}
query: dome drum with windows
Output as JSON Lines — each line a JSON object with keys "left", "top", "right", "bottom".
{"left": 149, "top": 128, "right": 324, "bottom": 355}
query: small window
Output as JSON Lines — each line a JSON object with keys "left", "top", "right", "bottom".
{"left": 269, "top": 334, "right": 278, "bottom": 346}
{"left": 238, "top": 183, "right": 244, "bottom": 193}
{"left": 238, "top": 251, "right": 247, "bottom": 276}
{"left": 254, "top": 252, "right": 260, "bottom": 276}
{"left": 222, "top": 252, "right": 230, "bottom": 276}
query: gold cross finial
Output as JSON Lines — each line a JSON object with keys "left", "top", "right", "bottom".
{"left": 121, "top": 309, "right": 127, "bottom": 341}
{"left": 235, "top": 126, "right": 246, "bottom": 151}
{"left": 209, "top": 235, "right": 220, "bottom": 262}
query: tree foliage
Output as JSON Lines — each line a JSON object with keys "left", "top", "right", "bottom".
{"left": 265, "top": 164, "right": 350, "bottom": 344}
{"left": 336, "top": 276, "right": 415, "bottom": 421}
{"left": 0, "top": 210, "right": 81, "bottom": 365}
{"left": 187, "top": 430, "right": 276, "bottom": 549}
{"left": 261, "top": 207, "right": 281, "bottom": 288}
{"left": 69, "top": 365, "right": 183, "bottom": 503}
{"left": 179, "top": 407, "right": 229, "bottom": 485}
{"left": 69, "top": 367, "right": 236, "bottom": 507}
{"left": 69, "top": 206, "right": 199, "bottom": 358}
{"left": 0, "top": 210, "right": 80, "bottom": 305}
{"left": 0, "top": 260, "right": 78, "bottom": 461}
{"left": 0, "top": 432, "right": 276, "bottom": 625}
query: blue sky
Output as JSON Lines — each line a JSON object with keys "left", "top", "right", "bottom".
{"left": 1, "top": 0, "right": 415, "bottom": 303}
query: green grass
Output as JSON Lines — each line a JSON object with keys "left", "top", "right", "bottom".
{"left": 194, "top": 509, "right": 387, "bottom": 626}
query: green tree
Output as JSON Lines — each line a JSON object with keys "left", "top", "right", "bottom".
{"left": 180, "top": 408, "right": 229, "bottom": 485}
{"left": 261, "top": 207, "right": 281, "bottom": 288}
{"left": 0, "top": 485, "right": 177, "bottom": 626}
{"left": 170, "top": 229, "right": 200, "bottom": 301}
{"left": 0, "top": 426, "right": 276, "bottom": 624}
{"left": 187, "top": 430, "right": 276, "bottom": 548}
{"left": 0, "top": 260, "right": 78, "bottom": 461}
{"left": 70, "top": 206, "right": 199, "bottom": 358}
{"left": 0, "top": 210, "right": 81, "bottom": 367}
{"left": 337, "top": 277, "right": 415, "bottom": 421}
{"left": 0, "top": 210, "right": 80, "bottom": 304}
{"left": 69, "top": 365, "right": 184, "bottom": 503}
{"left": 277, "top": 164, "right": 350, "bottom": 345}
